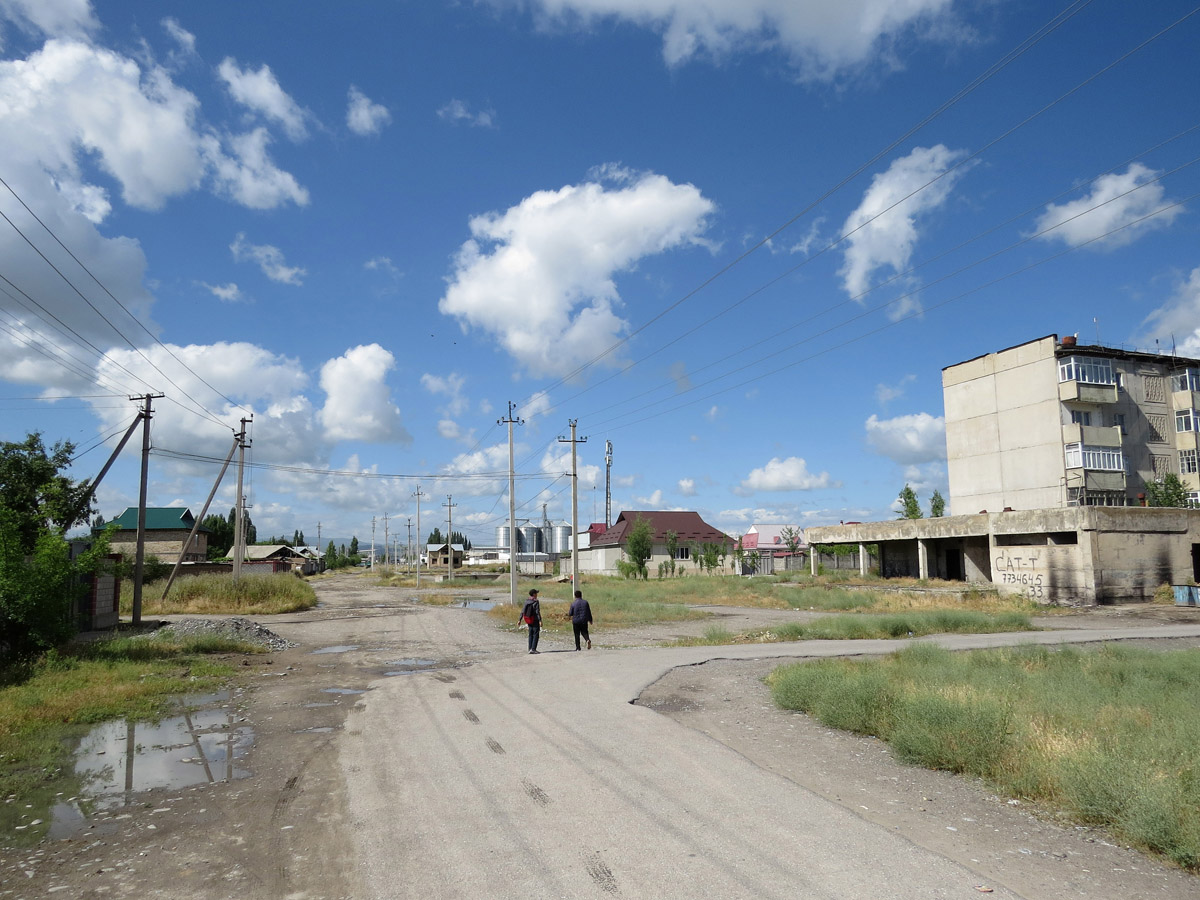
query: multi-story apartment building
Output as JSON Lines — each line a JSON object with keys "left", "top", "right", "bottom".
{"left": 943, "top": 333, "right": 1200, "bottom": 514}
{"left": 807, "top": 333, "right": 1200, "bottom": 604}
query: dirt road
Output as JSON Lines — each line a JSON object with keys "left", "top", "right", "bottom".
{"left": 3, "top": 572, "right": 1198, "bottom": 899}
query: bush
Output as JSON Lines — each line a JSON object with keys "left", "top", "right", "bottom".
{"left": 0, "top": 511, "right": 105, "bottom": 663}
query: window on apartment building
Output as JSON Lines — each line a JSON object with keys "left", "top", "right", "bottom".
{"left": 1145, "top": 375, "right": 1166, "bottom": 403}
{"left": 1064, "top": 442, "right": 1124, "bottom": 471}
{"left": 1171, "top": 368, "right": 1200, "bottom": 393}
{"left": 1070, "top": 409, "right": 1091, "bottom": 426}
{"left": 1058, "top": 356, "right": 1115, "bottom": 385}
{"left": 1181, "top": 449, "right": 1199, "bottom": 475}
{"left": 1148, "top": 413, "right": 1168, "bottom": 442}
{"left": 1111, "top": 413, "right": 1127, "bottom": 433}
{"left": 1176, "top": 408, "right": 1198, "bottom": 433}
{"left": 1188, "top": 492, "right": 1200, "bottom": 508}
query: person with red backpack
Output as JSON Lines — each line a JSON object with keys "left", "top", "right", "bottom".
{"left": 519, "top": 588, "right": 542, "bottom": 654}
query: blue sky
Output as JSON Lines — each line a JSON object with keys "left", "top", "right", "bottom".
{"left": 2, "top": 0, "right": 1199, "bottom": 548}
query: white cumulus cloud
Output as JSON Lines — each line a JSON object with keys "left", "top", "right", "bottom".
{"left": 230, "top": 233, "right": 306, "bottom": 284}
{"left": 1032, "top": 163, "right": 1182, "bottom": 250}
{"left": 0, "top": 0, "right": 96, "bottom": 43}
{"left": 508, "top": 0, "right": 959, "bottom": 78}
{"left": 1140, "top": 267, "right": 1200, "bottom": 357}
{"left": 437, "top": 98, "right": 495, "bottom": 128}
{"left": 678, "top": 478, "right": 696, "bottom": 496}
{"left": 0, "top": 39, "right": 308, "bottom": 214}
{"left": 318, "top": 345, "right": 410, "bottom": 444}
{"left": 439, "top": 167, "right": 714, "bottom": 377}
{"left": 865, "top": 412, "right": 946, "bottom": 464}
{"left": 217, "top": 57, "right": 309, "bottom": 141}
{"left": 738, "top": 456, "right": 833, "bottom": 493}
{"left": 347, "top": 86, "right": 391, "bottom": 135}
{"left": 839, "top": 145, "right": 967, "bottom": 308}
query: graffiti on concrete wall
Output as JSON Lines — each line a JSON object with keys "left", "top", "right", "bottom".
{"left": 994, "top": 551, "right": 1045, "bottom": 601}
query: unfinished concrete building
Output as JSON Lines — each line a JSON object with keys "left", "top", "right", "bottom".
{"left": 807, "top": 335, "right": 1200, "bottom": 604}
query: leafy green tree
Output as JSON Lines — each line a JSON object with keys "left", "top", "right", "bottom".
{"left": 898, "top": 484, "right": 923, "bottom": 519}
{"left": 427, "top": 527, "right": 444, "bottom": 545}
{"left": 781, "top": 526, "right": 803, "bottom": 556}
{"left": 202, "top": 511, "right": 234, "bottom": 559}
{"left": 0, "top": 436, "right": 110, "bottom": 661}
{"left": 1146, "top": 473, "right": 1191, "bottom": 508}
{"left": 930, "top": 489, "right": 946, "bottom": 517}
{"left": 623, "top": 516, "right": 653, "bottom": 580}
{"left": 665, "top": 530, "right": 678, "bottom": 576}
{"left": 0, "top": 433, "right": 94, "bottom": 554}
{"left": 349, "top": 536, "right": 360, "bottom": 558}
{"left": 326, "top": 540, "right": 339, "bottom": 567}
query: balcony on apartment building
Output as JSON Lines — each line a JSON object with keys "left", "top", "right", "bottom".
{"left": 1058, "top": 354, "right": 1119, "bottom": 404}
{"left": 1061, "top": 423, "right": 1123, "bottom": 447}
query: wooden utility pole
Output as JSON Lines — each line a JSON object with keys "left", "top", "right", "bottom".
{"left": 499, "top": 402, "right": 523, "bottom": 606}
{"left": 558, "top": 420, "right": 587, "bottom": 592}
{"left": 130, "top": 392, "right": 163, "bottom": 626}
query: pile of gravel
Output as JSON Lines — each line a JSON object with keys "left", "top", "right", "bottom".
{"left": 155, "top": 616, "right": 295, "bottom": 651}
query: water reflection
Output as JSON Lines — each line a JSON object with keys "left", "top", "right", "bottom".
{"left": 48, "top": 699, "right": 253, "bottom": 839}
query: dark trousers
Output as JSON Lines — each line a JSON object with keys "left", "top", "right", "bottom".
{"left": 572, "top": 622, "right": 590, "bottom": 650}
{"left": 527, "top": 624, "right": 540, "bottom": 652}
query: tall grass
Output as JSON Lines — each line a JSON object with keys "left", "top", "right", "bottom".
{"left": 768, "top": 644, "right": 1200, "bottom": 870}
{"left": 128, "top": 571, "right": 318, "bottom": 616}
{"left": 672, "top": 609, "right": 1034, "bottom": 645}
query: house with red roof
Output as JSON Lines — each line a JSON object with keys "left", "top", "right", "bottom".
{"left": 737, "top": 523, "right": 807, "bottom": 575}
{"left": 574, "top": 510, "right": 734, "bottom": 576}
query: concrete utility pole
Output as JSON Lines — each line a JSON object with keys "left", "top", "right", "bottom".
{"left": 558, "top": 420, "right": 587, "bottom": 592}
{"left": 406, "top": 517, "right": 413, "bottom": 574}
{"left": 162, "top": 431, "right": 239, "bottom": 601}
{"left": 371, "top": 516, "right": 376, "bottom": 570}
{"left": 604, "top": 439, "right": 613, "bottom": 528}
{"left": 232, "top": 416, "right": 252, "bottom": 585}
{"left": 499, "top": 402, "right": 523, "bottom": 607}
{"left": 383, "top": 513, "right": 389, "bottom": 568}
{"left": 413, "top": 485, "right": 426, "bottom": 588}
{"left": 130, "top": 392, "right": 164, "bottom": 626}
{"left": 444, "top": 495, "right": 456, "bottom": 581}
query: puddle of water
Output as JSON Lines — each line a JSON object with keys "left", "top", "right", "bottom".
{"left": 322, "top": 687, "right": 366, "bottom": 695}
{"left": 312, "top": 645, "right": 359, "bottom": 654}
{"left": 303, "top": 701, "right": 338, "bottom": 708}
{"left": 49, "top": 707, "right": 253, "bottom": 839}
{"left": 384, "top": 658, "right": 438, "bottom": 668}
{"left": 459, "top": 599, "right": 498, "bottom": 611}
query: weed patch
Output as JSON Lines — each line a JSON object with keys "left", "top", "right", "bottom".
{"left": 767, "top": 644, "right": 1200, "bottom": 870}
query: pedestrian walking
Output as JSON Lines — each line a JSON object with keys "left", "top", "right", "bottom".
{"left": 519, "top": 588, "right": 542, "bottom": 654}
{"left": 568, "top": 589, "right": 592, "bottom": 650}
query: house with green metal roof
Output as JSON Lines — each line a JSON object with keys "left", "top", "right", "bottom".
{"left": 101, "top": 507, "right": 210, "bottom": 564}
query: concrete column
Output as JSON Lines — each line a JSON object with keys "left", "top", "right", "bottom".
{"left": 811, "top": 547, "right": 817, "bottom": 576}
{"left": 918, "top": 539, "right": 929, "bottom": 580}
{"left": 858, "top": 542, "right": 868, "bottom": 577}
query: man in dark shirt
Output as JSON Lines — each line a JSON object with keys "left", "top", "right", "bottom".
{"left": 568, "top": 589, "right": 592, "bottom": 650}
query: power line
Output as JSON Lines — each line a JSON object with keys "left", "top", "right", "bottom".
{"left": 589, "top": 191, "right": 1200, "bottom": 434}
{"left": 511, "top": 0, "right": 1103, "bottom": 412}
{"left": 0, "top": 177, "right": 250, "bottom": 427}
